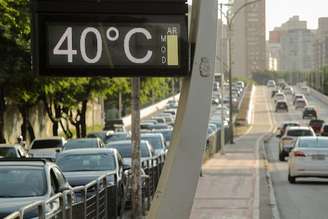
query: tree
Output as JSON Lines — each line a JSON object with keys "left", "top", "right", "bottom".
{"left": 0, "top": 0, "right": 31, "bottom": 142}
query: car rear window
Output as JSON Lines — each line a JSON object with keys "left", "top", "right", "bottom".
{"left": 309, "top": 120, "right": 324, "bottom": 127}
{"left": 31, "top": 139, "right": 63, "bottom": 149}
{"left": 287, "top": 130, "right": 313, "bottom": 137}
{"left": 324, "top": 126, "right": 328, "bottom": 132}
{"left": 0, "top": 148, "right": 17, "bottom": 158}
{"left": 299, "top": 139, "right": 328, "bottom": 148}
{"left": 57, "top": 153, "right": 116, "bottom": 172}
{"left": 108, "top": 143, "right": 151, "bottom": 158}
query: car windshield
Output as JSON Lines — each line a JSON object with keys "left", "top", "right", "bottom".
{"left": 299, "top": 139, "right": 328, "bottom": 148}
{"left": 287, "top": 130, "right": 313, "bottom": 137}
{"left": 57, "top": 153, "right": 116, "bottom": 172}
{"left": 0, "top": 148, "right": 17, "bottom": 158}
{"left": 64, "top": 140, "right": 98, "bottom": 150}
{"left": 141, "top": 135, "right": 164, "bottom": 150}
{"left": 0, "top": 167, "right": 46, "bottom": 197}
{"left": 31, "top": 139, "right": 63, "bottom": 149}
{"left": 309, "top": 120, "right": 324, "bottom": 126}
{"left": 108, "top": 143, "right": 150, "bottom": 158}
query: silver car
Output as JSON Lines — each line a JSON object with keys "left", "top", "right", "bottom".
{"left": 0, "top": 159, "right": 71, "bottom": 218}
{"left": 278, "top": 126, "right": 315, "bottom": 161}
{"left": 288, "top": 137, "right": 328, "bottom": 184}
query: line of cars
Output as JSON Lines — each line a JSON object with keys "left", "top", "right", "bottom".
{"left": 268, "top": 79, "right": 328, "bottom": 184}
{"left": 0, "top": 100, "right": 177, "bottom": 218}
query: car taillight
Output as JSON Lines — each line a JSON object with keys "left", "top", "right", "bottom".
{"left": 293, "top": 151, "right": 305, "bottom": 157}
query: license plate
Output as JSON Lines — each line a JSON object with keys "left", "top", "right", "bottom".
{"left": 311, "top": 155, "right": 325, "bottom": 160}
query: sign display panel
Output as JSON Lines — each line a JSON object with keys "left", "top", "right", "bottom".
{"left": 33, "top": 14, "right": 188, "bottom": 76}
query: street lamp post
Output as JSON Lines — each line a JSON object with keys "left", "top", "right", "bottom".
{"left": 219, "top": 0, "right": 262, "bottom": 144}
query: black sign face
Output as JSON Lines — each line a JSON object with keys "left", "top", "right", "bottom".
{"left": 33, "top": 14, "right": 188, "bottom": 77}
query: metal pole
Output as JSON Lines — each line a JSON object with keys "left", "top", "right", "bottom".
{"left": 131, "top": 77, "right": 142, "bottom": 219}
{"left": 220, "top": 3, "right": 225, "bottom": 154}
{"left": 228, "top": 20, "right": 234, "bottom": 144}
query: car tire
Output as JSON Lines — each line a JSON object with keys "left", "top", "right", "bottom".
{"left": 279, "top": 153, "right": 285, "bottom": 161}
{"left": 288, "top": 173, "right": 296, "bottom": 184}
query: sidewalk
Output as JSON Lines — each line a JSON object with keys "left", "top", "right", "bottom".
{"left": 190, "top": 86, "right": 272, "bottom": 219}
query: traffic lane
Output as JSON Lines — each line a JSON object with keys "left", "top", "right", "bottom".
{"left": 266, "top": 89, "right": 328, "bottom": 219}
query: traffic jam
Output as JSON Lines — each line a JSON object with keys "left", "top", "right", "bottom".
{"left": 268, "top": 79, "right": 328, "bottom": 184}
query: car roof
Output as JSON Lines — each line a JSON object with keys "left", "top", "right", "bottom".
{"left": 33, "top": 137, "right": 64, "bottom": 140}
{"left": 0, "top": 144, "right": 21, "bottom": 148}
{"left": 66, "top": 138, "right": 99, "bottom": 142}
{"left": 0, "top": 158, "right": 51, "bottom": 167}
{"left": 282, "top": 121, "right": 300, "bottom": 125}
{"left": 276, "top": 100, "right": 287, "bottom": 103}
{"left": 141, "top": 133, "right": 163, "bottom": 137}
{"left": 58, "top": 148, "right": 116, "bottom": 156}
{"left": 286, "top": 126, "right": 312, "bottom": 131}
{"left": 107, "top": 140, "right": 148, "bottom": 145}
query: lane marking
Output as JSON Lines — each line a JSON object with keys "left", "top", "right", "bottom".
{"left": 262, "top": 87, "right": 281, "bottom": 219}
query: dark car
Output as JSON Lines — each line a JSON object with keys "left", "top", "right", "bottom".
{"left": 275, "top": 100, "right": 288, "bottom": 112}
{"left": 320, "top": 123, "right": 328, "bottom": 136}
{"left": 0, "top": 144, "right": 29, "bottom": 158}
{"left": 63, "top": 138, "right": 104, "bottom": 151}
{"left": 0, "top": 159, "right": 72, "bottom": 218}
{"left": 56, "top": 148, "right": 127, "bottom": 211}
{"left": 87, "top": 131, "right": 129, "bottom": 144}
{"left": 154, "top": 129, "right": 173, "bottom": 147}
{"left": 303, "top": 106, "right": 317, "bottom": 119}
{"left": 309, "top": 119, "right": 325, "bottom": 135}
{"left": 140, "top": 133, "right": 167, "bottom": 156}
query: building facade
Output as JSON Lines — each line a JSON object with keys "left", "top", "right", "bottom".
{"left": 313, "top": 17, "right": 328, "bottom": 70}
{"left": 267, "top": 16, "right": 316, "bottom": 72}
{"left": 231, "top": 0, "right": 266, "bottom": 78}
{"left": 280, "top": 29, "right": 315, "bottom": 72}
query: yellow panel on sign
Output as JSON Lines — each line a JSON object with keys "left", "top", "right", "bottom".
{"left": 167, "top": 35, "right": 179, "bottom": 66}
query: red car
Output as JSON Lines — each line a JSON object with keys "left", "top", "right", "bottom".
{"left": 309, "top": 119, "right": 325, "bottom": 135}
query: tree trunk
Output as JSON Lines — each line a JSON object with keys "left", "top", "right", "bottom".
{"left": 52, "top": 103, "right": 61, "bottom": 136}
{"left": 75, "top": 124, "right": 81, "bottom": 138}
{"left": 19, "top": 106, "right": 28, "bottom": 142}
{"left": 81, "top": 100, "right": 88, "bottom": 137}
{"left": 27, "top": 120, "right": 35, "bottom": 142}
{"left": 0, "top": 87, "right": 6, "bottom": 143}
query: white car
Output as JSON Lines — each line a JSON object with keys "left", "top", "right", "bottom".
{"left": 278, "top": 126, "right": 315, "bottom": 161}
{"left": 274, "top": 93, "right": 286, "bottom": 103}
{"left": 288, "top": 136, "right": 328, "bottom": 184}
{"left": 295, "top": 98, "right": 308, "bottom": 110}
{"left": 29, "top": 137, "right": 66, "bottom": 159}
{"left": 283, "top": 86, "right": 294, "bottom": 95}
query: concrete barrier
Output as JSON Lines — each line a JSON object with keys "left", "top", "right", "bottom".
{"left": 246, "top": 85, "right": 255, "bottom": 125}
{"left": 122, "top": 94, "right": 180, "bottom": 128}
{"left": 309, "top": 87, "right": 328, "bottom": 105}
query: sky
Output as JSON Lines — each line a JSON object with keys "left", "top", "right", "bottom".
{"left": 266, "top": 0, "right": 328, "bottom": 31}
{"left": 188, "top": 0, "right": 328, "bottom": 35}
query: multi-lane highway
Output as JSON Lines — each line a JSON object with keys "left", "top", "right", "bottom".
{"left": 265, "top": 87, "right": 328, "bottom": 219}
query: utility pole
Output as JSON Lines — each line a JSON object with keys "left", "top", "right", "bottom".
{"left": 131, "top": 77, "right": 142, "bottom": 219}
{"left": 219, "top": 3, "right": 225, "bottom": 154}
{"left": 219, "top": 0, "right": 262, "bottom": 144}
